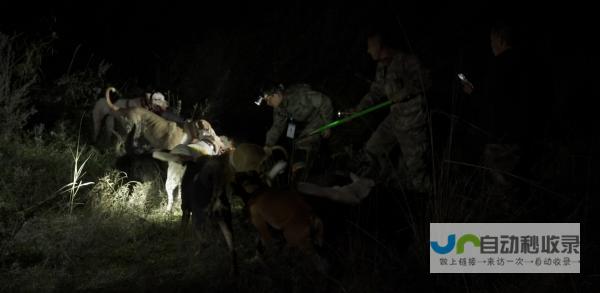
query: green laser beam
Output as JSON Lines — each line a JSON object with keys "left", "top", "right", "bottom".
{"left": 308, "top": 100, "right": 393, "bottom": 136}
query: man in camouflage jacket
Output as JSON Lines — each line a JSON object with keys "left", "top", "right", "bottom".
{"left": 263, "top": 83, "right": 334, "bottom": 182}
{"left": 352, "top": 31, "right": 432, "bottom": 193}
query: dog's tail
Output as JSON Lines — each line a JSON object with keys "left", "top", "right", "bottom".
{"left": 263, "top": 145, "right": 288, "bottom": 160}
{"left": 258, "top": 144, "right": 289, "bottom": 184}
{"left": 263, "top": 160, "right": 287, "bottom": 187}
{"left": 105, "top": 87, "right": 120, "bottom": 112}
{"left": 266, "top": 160, "right": 287, "bottom": 180}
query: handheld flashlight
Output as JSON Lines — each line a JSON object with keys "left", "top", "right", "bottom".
{"left": 458, "top": 73, "right": 470, "bottom": 84}
{"left": 254, "top": 95, "right": 264, "bottom": 106}
{"left": 337, "top": 111, "right": 352, "bottom": 118}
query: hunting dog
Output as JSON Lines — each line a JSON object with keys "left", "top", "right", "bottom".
{"left": 228, "top": 143, "right": 288, "bottom": 186}
{"left": 179, "top": 151, "right": 238, "bottom": 275}
{"left": 93, "top": 88, "right": 168, "bottom": 143}
{"left": 232, "top": 171, "right": 326, "bottom": 269}
{"left": 105, "top": 87, "right": 198, "bottom": 151}
{"left": 151, "top": 143, "right": 288, "bottom": 274}
{"left": 158, "top": 120, "right": 229, "bottom": 211}
{"left": 153, "top": 141, "right": 284, "bottom": 211}
{"left": 106, "top": 86, "right": 205, "bottom": 211}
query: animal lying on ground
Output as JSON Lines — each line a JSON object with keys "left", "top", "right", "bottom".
{"left": 92, "top": 88, "right": 168, "bottom": 143}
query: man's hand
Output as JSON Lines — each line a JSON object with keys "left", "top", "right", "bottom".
{"left": 338, "top": 107, "right": 356, "bottom": 118}
{"left": 461, "top": 80, "right": 475, "bottom": 95}
{"left": 263, "top": 145, "right": 273, "bottom": 155}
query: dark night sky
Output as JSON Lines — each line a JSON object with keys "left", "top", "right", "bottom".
{"left": 1, "top": 1, "right": 597, "bottom": 143}
{"left": 4, "top": 1, "right": 594, "bottom": 78}
{"left": 1, "top": 2, "right": 594, "bottom": 81}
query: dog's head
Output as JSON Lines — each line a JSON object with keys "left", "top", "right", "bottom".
{"left": 197, "top": 119, "right": 216, "bottom": 137}
{"left": 181, "top": 119, "right": 211, "bottom": 145}
{"left": 232, "top": 171, "right": 263, "bottom": 204}
{"left": 193, "top": 119, "right": 234, "bottom": 154}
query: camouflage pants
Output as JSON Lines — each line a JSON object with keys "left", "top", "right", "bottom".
{"left": 363, "top": 107, "right": 431, "bottom": 193}
{"left": 290, "top": 127, "right": 320, "bottom": 186}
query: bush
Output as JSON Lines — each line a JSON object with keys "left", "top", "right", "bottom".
{"left": 0, "top": 32, "right": 43, "bottom": 139}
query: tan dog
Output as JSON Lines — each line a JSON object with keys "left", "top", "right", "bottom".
{"left": 228, "top": 143, "right": 288, "bottom": 186}
{"left": 153, "top": 120, "right": 229, "bottom": 211}
{"left": 106, "top": 86, "right": 204, "bottom": 211}
{"left": 233, "top": 173, "right": 324, "bottom": 259}
{"left": 92, "top": 89, "right": 168, "bottom": 142}
{"left": 105, "top": 87, "right": 197, "bottom": 151}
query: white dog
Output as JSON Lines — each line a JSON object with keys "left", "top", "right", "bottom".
{"left": 92, "top": 90, "right": 169, "bottom": 142}
{"left": 153, "top": 120, "right": 229, "bottom": 211}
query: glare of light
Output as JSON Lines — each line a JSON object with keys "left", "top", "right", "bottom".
{"left": 254, "top": 96, "right": 264, "bottom": 106}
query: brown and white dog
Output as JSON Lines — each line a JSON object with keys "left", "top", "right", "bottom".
{"left": 92, "top": 88, "right": 168, "bottom": 143}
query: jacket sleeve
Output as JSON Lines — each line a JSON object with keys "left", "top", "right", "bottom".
{"left": 306, "top": 92, "right": 334, "bottom": 132}
{"left": 265, "top": 107, "right": 287, "bottom": 146}
{"left": 388, "top": 55, "right": 431, "bottom": 103}
{"left": 356, "top": 63, "right": 385, "bottom": 111}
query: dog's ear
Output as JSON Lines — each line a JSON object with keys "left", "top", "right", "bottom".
{"left": 350, "top": 172, "right": 359, "bottom": 182}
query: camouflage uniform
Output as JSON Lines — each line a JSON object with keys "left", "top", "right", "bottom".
{"left": 265, "top": 84, "right": 334, "bottom": 181}
{"left": 356, "top": 52, "right": 431, "bottom": 193}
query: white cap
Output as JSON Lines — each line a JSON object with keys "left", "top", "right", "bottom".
{"left": 148, "top": 92, "right": 168, "bottom": 108}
